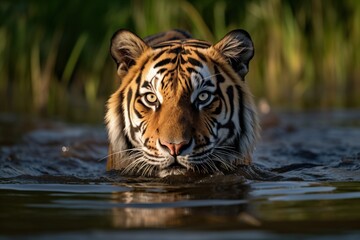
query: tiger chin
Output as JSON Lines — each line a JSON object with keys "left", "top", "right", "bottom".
{"left": 105, "top": 29, "right": 259, "bottom": 178}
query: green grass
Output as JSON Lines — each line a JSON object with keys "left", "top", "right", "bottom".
{"left": 0, "top": 0, "right": 359, "bottom": 122}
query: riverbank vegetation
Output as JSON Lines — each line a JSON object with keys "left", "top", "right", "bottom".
{"left": 1, "top": 0, "right": 359, "bottom": 122}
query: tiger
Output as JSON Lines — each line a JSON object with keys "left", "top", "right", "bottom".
{"left": 105, "top": 29, "right": 259, "bottom": 178}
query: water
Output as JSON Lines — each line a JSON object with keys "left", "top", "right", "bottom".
{"left": 0, "top": 111, "right": 360, "bottom": 239}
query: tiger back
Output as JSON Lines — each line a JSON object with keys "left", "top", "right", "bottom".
{"left": 106, "top": 29, "right": 259, "bottom": 177}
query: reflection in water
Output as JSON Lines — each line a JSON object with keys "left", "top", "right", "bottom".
{"left": 109, "top": 178, "right": 259, "bottom": 229}
{"left": 1, "top": 181, "right": 359, "bottom": 238}
{"left": 111, "top": 191, "right": 185, "bottom": 228}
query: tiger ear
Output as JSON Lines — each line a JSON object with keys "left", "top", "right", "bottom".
{"left": 213, "top": 29, "right": 254, "bottom": 79}
{"left": 110, "top": 29, "right": 148, "bottom": 72}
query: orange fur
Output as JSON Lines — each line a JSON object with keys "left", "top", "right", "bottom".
{"left": 105, "top": 29, "right": 259, "bottom": 177}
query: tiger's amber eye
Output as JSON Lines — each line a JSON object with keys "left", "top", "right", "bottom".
{"left": 145, "top": 93, "right": 158, "bottom": 104}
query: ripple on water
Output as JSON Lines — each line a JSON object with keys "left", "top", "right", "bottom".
{"left": 0, "top": 112, "right": 360, "bottom": 238}
{"left": 1, "top": 111, "right": 360, "bottom": 183}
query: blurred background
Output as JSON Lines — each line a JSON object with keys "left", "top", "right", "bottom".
{"left": 1, "top": 0, "right": 359, "bottom": 123}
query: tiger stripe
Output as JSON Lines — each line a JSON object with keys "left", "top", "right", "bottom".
{"left": 106, "top": 29, "right": 259, "bottom": 177}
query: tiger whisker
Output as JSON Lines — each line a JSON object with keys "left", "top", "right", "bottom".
{"left": 207, "top": 155, "right": 220, "bottom": 172}
{"left": 214, "top": 151, "right": 242, "bottom": 160}
{"left": 97, "top": 147, "right": 143, "bottom": 162}
{"left": 214, "top": 146, "right": 242, "bottom": 154}
{"left": 201, "top": 72, "right": 223, "bottom": 81}
{"left": 136, "top": 160, "right": 154, "bottom": 176}
{"left": 143, "top": 163, "right": 156, "bottom": 177}
{"left": 121, "top": 156, "right": 146, "bottom": 175}
{"left": 211, "top": 153, "right": 236, "bottom": 171}
{"left": 215, "top": 147, "right": 244, "bottom": 158}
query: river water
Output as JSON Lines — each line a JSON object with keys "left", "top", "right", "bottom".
{"left": 0, "top": 110, "right": 359, "bottom": 239}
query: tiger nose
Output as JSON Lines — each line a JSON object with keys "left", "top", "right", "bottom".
{"left": 160, "top": 140, "right": 189, "bottom": 156}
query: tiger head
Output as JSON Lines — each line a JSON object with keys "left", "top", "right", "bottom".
{"left": 106, "top": 29, "right": 259, "bottom": 177}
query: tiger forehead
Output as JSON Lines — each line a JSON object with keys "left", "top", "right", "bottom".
{"left": 146, "top": 40, "right": 212, "bottom": 74}
{"left": 141, "top": 43, "right": 213, "bottom": 93}
{"left": 149, "top": 40, "right": 210, "bottom": 64}
{"left": 151, "top": 39, "right": 211, "bottom": 49}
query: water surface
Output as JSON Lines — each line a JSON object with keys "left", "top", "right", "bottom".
{"left": 0, "top": 111, "right": 360, "bottom": 239}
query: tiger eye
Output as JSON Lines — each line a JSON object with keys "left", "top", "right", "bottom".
{"left": 198, "top": 92, "right": 210, "bottom": 102}
{"left": 145, "top": 93, "right": 158, "bottom": 104}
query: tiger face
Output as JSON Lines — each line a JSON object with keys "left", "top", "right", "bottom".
{"left": 106, "top": 29, "right": 259, "bottom": 177}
